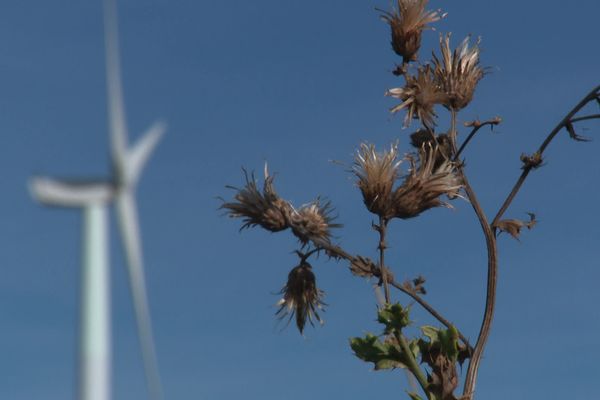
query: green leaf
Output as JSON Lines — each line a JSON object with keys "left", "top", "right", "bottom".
{"left": 377, "top": 303, "right": 411, "bottom": 334}
{"left": 350, "top": 334, "right": 408, "bottom": 370}
{"left": 438, "top": 326, "right": 459, "bottom": 363}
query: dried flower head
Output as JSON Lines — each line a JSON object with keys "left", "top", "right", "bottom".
{"left": 392, "top": 144, "right": 462, "bottom": 219}
{"left": 386, "top": 65, "right": 447, "bottom": 129}
{"left": 276, "top": 261, "right": 325, "bottom": 334}
{"left": 289, "top": 199, "right": 340, "bottom": 247}
{"left": 221, "top": 167, "right": 292, "bottom": 232}
{"left": 353, "top": 143, "right": 402, "bottom": 218}
{"left": 432, "top": 34, "right": 484, "bottom": 110}
{"left": 380, "top": 0, "right": 445, "bottom": 63}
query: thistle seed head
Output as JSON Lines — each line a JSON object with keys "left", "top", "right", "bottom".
{"left": 221, "top": 167, "right": 292, "bottom": 232}
{"left": 289, "top": 199, "right": 340, "bottom": 247}
{"left": 380, "top": 0, "right": 445, "bottom": 63}
{"left": 353, "top": 142, "right": 402, "bottom": 219}
{"left": 392, "top": 143, "right": 462, "bottom": 219}
{"left": 276, "top": 261, "right": 325, "bottom": 334}
{"left": 432, "top": 34, "right": 484, "bottom": 111}
{"left": 386, "top": 65, "right": 448, "bottom": 129}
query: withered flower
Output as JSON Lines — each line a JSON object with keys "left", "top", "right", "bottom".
{"left": 221, "top": 167, "right": 292, "bottom": 232}
{"left": 289, "top": 199, "right": 340, "bottom": 247}
{"left": 432, "top": 34, "right": 484, "bottom": 111}
{"left": 380, "top": 0, "right": 445, "bottom": 63}
{"left": 276, "top": 261, "right": 325, "bottom": 334}
{"left": 353, "top": 143, "right": 402, "bottom": 218}
{"left": 386, "top": 65, "right": 447, "bottom": 129}
{"left": 392, "top": 143, "right": 462, "bottom": 219}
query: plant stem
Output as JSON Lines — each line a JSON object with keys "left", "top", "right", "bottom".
{"left": 449, "top": 110, "right": 499, "bottom": 399}
{"left": 378, "top": 216, "right": 391, "bottom": 303}
{"left": 396, "top": 331, "right": 430, "bottom": 398}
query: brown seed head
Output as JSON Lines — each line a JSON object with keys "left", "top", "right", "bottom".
{"left": 353, "top": 143, "right": 402, "bottom": 218}
{"left": 289, "top": 199, "right": 340, "bottom": 247}
{"left": 221, "top": 167, "right": 292, "bottom": 232}
{"left": 380, "top": 0, "right": 445, "bottom": 63}
{"left": 432, "top": 34, "right": 484, "bottom": 111}
{"left": 276, "top": 262, "right": 325, "bottom": 334}
{"left": 392, "top": 143, "right": 462, "bottom": 219}
{"left": 386, "top": 65, "right": 448, "bottom": 129}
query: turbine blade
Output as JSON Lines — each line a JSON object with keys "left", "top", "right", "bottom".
{"left": 30, "top": 177, "right": 113, "bottom": 206}
{"left": 104, "top": 0, "right": 127, "bottom": 170}
{"left": 125, "top": 121, "right": 166, "bottom": 186}
{"left": 115, "top": 190, "right": 163, "bottom": 400}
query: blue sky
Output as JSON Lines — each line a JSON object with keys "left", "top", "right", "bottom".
{"left": 1, "top": 0, "right": 599, "bottom": 399}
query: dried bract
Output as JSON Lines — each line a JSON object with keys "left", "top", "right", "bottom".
{"left": 387, "top": 65, "right": 447, "bottom": 129}
{"left": 392, "top": 144, "right": 462, "bottom": 219}
{"left": 276, "top": 262, "right": 325, "bottom": 334}
{"left": 350, "top": 255, "right": 380, "bottom": 279}
{"left": 432, "top": 34, "right": 484, "bottom": 111}
{"left": 221, "top": 168, "right": 292, "bottom": 232}
{"left": 520, "top": 152, "right": 544, "bottom": 170}
{"left": 289, "top": 199, "right": 340, "bottom": 247}
{"left": 353, "top": 143, "right": 402, "bottom": 218}
{"left": 494, "top": 213, "right": 536, "bottom": 241}
{"left": 380, "top": 0, "right": 445, "bottom": 63}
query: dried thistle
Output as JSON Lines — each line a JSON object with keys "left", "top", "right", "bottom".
{"left": 392, "top": 144, "right": 462, "bottom": 219}
{"left": 432, "top": 34, "right": 484, "bottom": 111}
{"left": 289, "top": 199, "right": 340, "bottom": 247}
{"left": 221, "top": 167, "right": 292, "bottom": 232}
{"left": 353, "top": 143, "right": 402, "bottom": 218}
{"left": 276, "top": 261, "right": 325, "bottom": 334}
{"left": 379, "top": 0, "right": 445, "bottom": 63}
{"left": 386, "top": 65, "right": 448, "bottom": 129}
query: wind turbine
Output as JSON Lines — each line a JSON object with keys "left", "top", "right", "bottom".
{"left": 29, "top": 1, "right": 165, "bottom": 399}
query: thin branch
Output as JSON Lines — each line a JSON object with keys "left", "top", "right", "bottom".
{"left": 493, "top": 85, "right": 600, "bottom": 226}
{"left": 318, "top": 242, "right": 472, "bottom": 352}
{"left": 454, "top": 117, "right": 502, "bottom": 160}
{"left": 570, "top": 113, "right": 600, "bottom": 124}
{"left": 389, "top": 280, "right": 473, "bottom": 354}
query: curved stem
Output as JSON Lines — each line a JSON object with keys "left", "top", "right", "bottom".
{"left": 454, "top": 117, "right": 502, "bottom": 160}
{"left": 449, "top": 110, "right": 499, "bottom": 399}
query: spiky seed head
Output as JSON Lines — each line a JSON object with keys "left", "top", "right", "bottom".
{"left": 386, "top": 65, "right": 448, "bottom": 130}
{"left": 221, "top": 168, "right": 292, "bottom": 232}
{"left": 380, "top": 0, "right": 445, "bottom": 63}
{"left": 353, "top": 143, "right": 402, "bottom": 218}
{"left": 432, "top": 34, "right": 484, "bottom": 111}
{"left": 392, "top": 143, "right": 462, "bottom": 219}
{"left": 289, "top": 199, "right": 340, "bottom": 247}
{"left": 276, "top": 261, "right": 325, "bottom": 334}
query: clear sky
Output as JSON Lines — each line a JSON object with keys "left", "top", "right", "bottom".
{"left": 1, "top": 1, "right": 599, "bottom": 399}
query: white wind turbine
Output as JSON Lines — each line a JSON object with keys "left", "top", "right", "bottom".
{"left": 29, "top": 1, "right": 164, "bottom": 399}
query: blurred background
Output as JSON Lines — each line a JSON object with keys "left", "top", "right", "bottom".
{"left": 0, "top": 0, "right": 598, "bottom": 398}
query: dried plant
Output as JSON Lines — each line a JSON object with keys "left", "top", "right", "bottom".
{"left": 379, "top": 0, "right": 445, "bottom": 63}
{"left": 221, "top": 2, "right": 599, "bottom": 399}
{"left": 387, "top": 65, "right": 448, "bottom": 129}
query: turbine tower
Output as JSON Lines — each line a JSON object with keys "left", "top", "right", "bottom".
{"left": 29, "top": 1, "right": 165, "bottom": 399}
